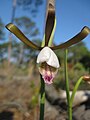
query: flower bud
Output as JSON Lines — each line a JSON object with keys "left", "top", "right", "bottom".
{"left": 83, "top": 75, "right": 90, "bottom": 84}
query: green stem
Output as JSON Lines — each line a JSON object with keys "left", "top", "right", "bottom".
{"left": 64, "top": 49, "right": 72, "bottom": 120}
{"left": 70, "top": 77, "right": 83, "bottom": 107}
{"left": 39, "top": 75, "right": 45, "bottom": 120}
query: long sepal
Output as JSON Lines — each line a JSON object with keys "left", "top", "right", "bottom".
{"left": 6, "top": 23, "right": 41, "bottom": 50}
{"left": 48, "top": 17, "right": 56, "bottom": 47}
{"left": 45, "top": 0, "right": 55, "bottom": 46}
{"left": 51, "top": 26, "right": 90, "bottom": 50}
{"left": 42, "top": 17, "right": 56, "bottom": 47}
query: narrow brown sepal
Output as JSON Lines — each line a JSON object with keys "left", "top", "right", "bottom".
{"left": 45, "top": 0, "right": 55, "bottom": 46}
{"left": 51, "top": 26, "right": 90, "bottom": 50}
{"left": 6, "top": 23, "right": 41, "bottom": 50}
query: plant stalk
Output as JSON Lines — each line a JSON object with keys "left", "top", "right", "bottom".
{"left": 70, "top": 77, "right": 83, "bottom": 107}
{"left": 64, "top": 49, "right": 72, "bottom": 120}
{"left": 39, "top": 75, "right": 45, "bottom": 120}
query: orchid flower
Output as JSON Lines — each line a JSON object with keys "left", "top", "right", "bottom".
{"left": 6, "top": 1, "right": 90, "bottom": 85}
{"left": 37, "top": 46, "right": 60, "bottom": 84}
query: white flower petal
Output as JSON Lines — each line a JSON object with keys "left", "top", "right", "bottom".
{"left": 37, "top": 47, "right": 60, "bottom": 68}
{"left": 37, "top": 47, "right": 50, "bottom": 63}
